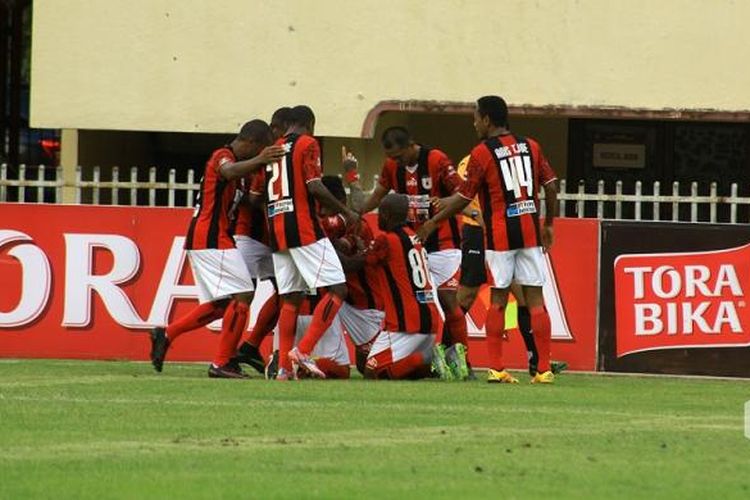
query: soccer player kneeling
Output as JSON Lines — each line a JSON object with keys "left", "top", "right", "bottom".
{"left": 363, "top": 194, "right": 444, "bottom": 380}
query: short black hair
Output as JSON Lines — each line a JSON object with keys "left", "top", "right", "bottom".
{"left": 381, "top": 126, "right": 411, "bottom": 149}
{"left": 321, "top": 175, "right": 347, "bottom": 203}
{"left": 271, "top": 107, "right": 293, "bottom": 126}
{"left": 476, "top": 96, "right": 509, "bottom": 127}
{"left": 379, "top": 193, "right": 409, "bottom": 223}
{"left": 290, "top": 105, "right": 315, "bottom": 128}
{"left": 238, "top": 119, "right": 271, "bottom": 141}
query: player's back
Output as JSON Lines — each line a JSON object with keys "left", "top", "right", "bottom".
{"left": 265, "top": 133, "right": 325, "bottom": 251}
{"left": 185, "top": 147, "right": 242, "bottom": 250}
{"left": 470, "top": 134, "right": 553, "bottom": 251}
{"left": 232, "top": 171, "right": 268, "bottom": 244}
{"left": 376, "top": 226, "right": 441, "bottom": 334}
{"left": 343, "top": 219, "right": 384, "bottom": 310}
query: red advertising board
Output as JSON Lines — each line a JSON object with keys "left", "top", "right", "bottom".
{"left": 464, "top": 218, "right": 599, "bottom": 371}
{"left": 0, "top": 204, "right": 598, "bottom": 370}
{"left": 615, "top": 244, "right": 750, "bottom": 357}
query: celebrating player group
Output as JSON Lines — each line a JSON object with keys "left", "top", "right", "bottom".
{"left": 147, "top": 95, "right": 561, "bottom": 383}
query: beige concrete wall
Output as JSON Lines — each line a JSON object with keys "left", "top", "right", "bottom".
{"left": 31, "top": 0, "right": 750, "bottom": 137}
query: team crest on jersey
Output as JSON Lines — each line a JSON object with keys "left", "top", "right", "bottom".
{"left": 421, "top": 176, "right": 432, "bottom": 190}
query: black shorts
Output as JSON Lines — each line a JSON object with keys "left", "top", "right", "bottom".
{"left": 460, "top": 224, "right": 486, "bottom": 287}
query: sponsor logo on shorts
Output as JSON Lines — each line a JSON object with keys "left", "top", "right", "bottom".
{"left": 267, "top": 199, "right": 294, "bottom": 218}
{"left": 506, "top": 200, "right": 537, "bottom": 217}
{"left": 444, "top": 277, "right": 460, "bottom": 289}
{"left": 415, "top": 290, "right": 435, "bottom": 304}
{"left": 467, "top": 249, "right": 481, "bottom": 255}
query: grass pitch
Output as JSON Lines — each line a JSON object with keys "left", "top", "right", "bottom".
{"left": 1, "top": 360, "right": 749, "bottom": 499}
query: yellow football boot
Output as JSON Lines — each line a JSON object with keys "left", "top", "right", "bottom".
{"left": 487, "top": 369, "right": 519, "bottom": 384}
{"left": 530, "top": 370, "right": 555, "bottom": 384}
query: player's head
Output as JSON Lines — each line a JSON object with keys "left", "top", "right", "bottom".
{"left": 320, "top": 175, "right": 347, "bottom": 216}
{"left": 290, "top": 105, "right": 316, "bottom": 135}
{"left": 381, "top": 126, "right": 418, "bottom": 167}
{"left": 234, "top": 119, "right": 273, "bottom": 160}
{"left": 270, "top": 107, "right": 293, "bottom": 140}
{"left": 475, "top": 95, "right": 509, "bottom": 139}
{"left": 378, "top": 193, "right": 409, "bottom": 231}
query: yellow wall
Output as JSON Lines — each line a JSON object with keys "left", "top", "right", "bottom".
{"left": 31, "top": 0, "right": 750, "bottom": 137}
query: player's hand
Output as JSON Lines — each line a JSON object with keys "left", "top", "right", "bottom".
{"left": 541, "top": 224, "right": 554, "bottom": 252}
{"left": 258, "top": 145, "right": 285, "bottom": 163}
{"left": 430, "top": 196, "right": 443, "bottom": 211}
{"left": 343, "top": 208, "right": 361, "bottom": 229}
{"left": 341, "top": 146, "right": 358, "bottom": 169}
{"left": 416, "top": 219, "right": 436, "bottom": 243}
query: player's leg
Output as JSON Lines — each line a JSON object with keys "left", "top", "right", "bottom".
{"left": 485, "top": 249, "right": 518, "bottom": 384}
{"left": 338, "top": 303, "right": 383, "bottom": 375}
{"left": 150, "top": 249, "right": 231, "bottom": 373}
{"left": 510, "top": 281, "right": 538, "bottom": 376}
{"left": 233, "top": 239, "right": 278, "bottom": 372}
{"left": 369, "top": 332, "right": 434, "bottom": 380}
{"left": 234, "top": 279, "right": 279, "bottom": 373}
{"left": 517, "top": 247, "right": 554, "bottom": 384}
{"left": 427, "top": 249, "right": 467, "bottom": 379}
{"left": 457, "top": 224, "right": 487, "bottom": 312}
{"left": 299, "top": 315, "right": 350, "bottom": 379}
{"left": 290, "top": 239, "right": 347, "bottom": 372}
{"left": 203, "top": 248, "right": 257, "bottom": 378}
{"left": 272, "top": 249, "right": 308, "bottom": 380}
{"left": 209, "top": 290, "right": 253, "bottom": 378}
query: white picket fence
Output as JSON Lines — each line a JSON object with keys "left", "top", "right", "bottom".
{"left": 1, "top": 163, "right": 749, "bottom": 223}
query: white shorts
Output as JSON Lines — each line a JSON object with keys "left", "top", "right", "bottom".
{"left": 338, "top": 302, "right": 384, "bottom": 347}
{"left": 486, "top": 246, "right": 547, "bottom": 289}
{"left": 427, "top": 249, "right": 461, "bottom": 289}
{"left": 272, "top": 238, "right": 346, "bottom": 295}
{"left": 234, "top": 235, "right": 274, "bottom": 280}
{"left": 294, "top": 315, "right": 350, "bottom": 366}
{"left": 187, "top": 249, "right": 255, "bottom": 303}
{"left": 367, "top": 331, "right": 435, "bottom": 364}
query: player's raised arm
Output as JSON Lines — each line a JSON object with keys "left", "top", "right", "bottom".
{"left": 341, "top": 146, "right": 365, "bottom": 212}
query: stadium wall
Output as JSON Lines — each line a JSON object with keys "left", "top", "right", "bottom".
{"left": 31, "top": 0, "right": 750, "bottom": 137}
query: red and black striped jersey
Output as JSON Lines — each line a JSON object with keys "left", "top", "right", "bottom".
{"left": 459, "top": 134, "right": 557, "bottom": 251}
{"left": 185, "top": 147, "right": 243, "bottom": 250}
{"left": 233, "top": 171, "right": 268, "bottom": 245}
{"left": 342, "top": 219, "right": 383, "bottom": 311}
{"left": 378, "top": 146, "right": 462, "bottom": 253}
{"left": 264, "top": 134, "right": 325, "bottom": 251}
{"left": 367, "top": 226, "right": 442, "bottom": 334}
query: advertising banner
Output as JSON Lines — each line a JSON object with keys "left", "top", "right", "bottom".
{"left": 0, "top": 204, "right": 599, "bottom": 371}
{"left": 600, "top": 221, "right": 750, "bottom": 377}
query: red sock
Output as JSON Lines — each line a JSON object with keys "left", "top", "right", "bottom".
{"left": 314, "top": 358, "right": 350, "bottom": 379}
{"left": 530, "top": 306, "right": 552, "bottom": 373}
{"left": 166, "top": 301, "right": 226, "bottom": 342}
{"left": 485, "top": 304, "right": 505, "bottom": 371}
{"left": 245, "top": 294, "right": 279, "bottom": 347}
{"left": 297, "top": 294, "right": 344, "bottom": 355}
{"left": 278, "top": 301, "right": 299, "bottom": 371}
{"left": 445, "top": 307, "right": 469, "bottom": 347}
{"left": 388, "top": 352, "right": 427, "bottom": 379}
{"left": 212, "top": 301, "right": 249, "bottom": 367}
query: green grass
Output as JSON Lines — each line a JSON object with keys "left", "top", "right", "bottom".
{"left": 1, "top": 361, "right": 749, "bottom": 499}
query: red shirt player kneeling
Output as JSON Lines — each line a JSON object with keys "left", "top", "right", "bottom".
{"left": 363, "top": 193, "right": 444, "bottom": 380}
